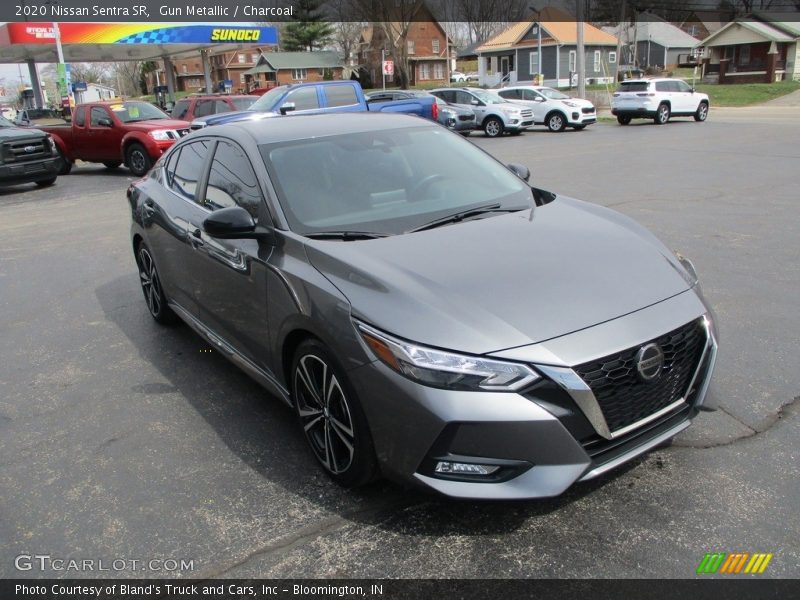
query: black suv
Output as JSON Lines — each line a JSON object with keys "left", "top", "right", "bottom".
{"left": 0, "top": 115, "right": 62, "bottom": 188}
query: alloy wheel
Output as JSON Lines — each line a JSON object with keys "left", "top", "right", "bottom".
{"left": 484, "top": 118, "right": 502, "bottom": 137}
{"left": 548, "top": 114, "right": 564, "bottom": 132}
{"left": 130, "top": 150, "right": 146, "bottom": 174}
{"left": 294, "top": 354, "right": 356, "bottom": 475}
{"left": 137, "top": 246, "right": 162, "bottom": 317}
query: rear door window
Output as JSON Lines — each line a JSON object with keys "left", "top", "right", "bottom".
{"left": 194, "top": 100, "right": 215, "bottom": 118}
{"left": 324, "top": 85, "right": 358, "bottom": 107}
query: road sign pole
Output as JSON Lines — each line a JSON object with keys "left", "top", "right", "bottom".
{"left": 382, "top": 49, "right": 386, "bottom": 91}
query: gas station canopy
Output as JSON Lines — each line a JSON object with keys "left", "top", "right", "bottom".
{"left": 0, "top": 22, "right": 278, "bottom": 63}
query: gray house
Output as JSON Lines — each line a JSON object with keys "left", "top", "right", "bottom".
{"left": 605, "top": 13, "right": 702, "bottom": 69}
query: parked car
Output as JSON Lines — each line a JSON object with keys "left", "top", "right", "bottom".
{"left": 366, "top": 90, "right": 476, "bottom": 135}
{"left": 497, "top": 86, "right": 596, "bottom": 132}
{"left": 450, "top": 71, "right": 467, "bottom": 82}
{"left": 170, "top": 94, "right": 258, "bottom": 122}
{"left": 430, "top": 87, "right": 533, "bottom": 137}
{"left": 0, "top": 115, "right": 61, "bottom": 188}
{"left": 36, "top": 101, "right": 191, "bottom": 176}
{"left": 14, "top": 108, "right": 64, "bottom": 126}
{"left": 189, "top": 81, "right": 438, "bottom": 130}
{"left": 128, "top": 112, "right": 717, "bottom": 499}
{"left": 611, "top": 78, "right": 709, "bottom": 125}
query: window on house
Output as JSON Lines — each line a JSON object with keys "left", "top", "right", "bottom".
{"left": 739, "top": 45, "right": 751, "bottom": 65}
{"left": 182, "top": 65, "right": 187, "bottom": 74}
{"left": 238, "top": 54, "right": 245, "bottom": 63}
{"left": 420, "top": 63, "right": 430, "bottom": 80}
{"left": 240, "top": 74, "right": 246, "bottom": 83}
{"left": 251, "top": 53, "right": 258, "bottom": 63}
{"left": 609, "top": 51, "right": 617, "bottom": 64}
{"left": 569, "top": 50, "right": 576, "bottom": 73}
{"left": 408, "top": 40, "right": 415, "bottom": 55}
{"left": 293, "top": 68, "right": 308, "bottom": 80}
{"left": 433, "top": 63, "right": 444, "bottom": 80}
{"left": 529, "top": 51, "right": 539, "bottom": 75}
{"left": 594, "top": 50, "right": 601, "bottom": 72}
{"left": 432, "top": 39, "right": 440, "bottom": 53}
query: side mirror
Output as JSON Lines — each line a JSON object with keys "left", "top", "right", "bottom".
{"left": 98, "top": 118, "right": 113, "bottom": 127}
{"left": 470, "top": 99, "right": 480, "bottom": 106}
{"left": 507, "top": 163, "right": 530, "bottom": 182}
{"left": 535, "top": 96, "right": 546, "bottom": 102}
{"left": 690, "top": 87, "right": 696, "bottom": 93}
{"left": 202, "top": 206, "right": 257, "bottom": 238}
{"left": 279, "top": 102, "right": 296, "bottom": 115}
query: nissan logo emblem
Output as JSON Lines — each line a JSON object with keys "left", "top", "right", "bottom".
{"left": 635, "top": 343, "right": 664, "bottom": 382}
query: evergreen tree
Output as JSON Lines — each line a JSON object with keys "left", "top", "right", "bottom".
{"left": 281, "top": 0, "right": 334, "bottom": 52}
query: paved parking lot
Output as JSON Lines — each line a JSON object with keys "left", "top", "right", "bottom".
{"left": 1, "top": 109, "right": 798, "bottom": 579}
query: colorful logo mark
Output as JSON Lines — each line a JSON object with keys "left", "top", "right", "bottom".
{"left": 697, "top": 552, "right": 773, "bottom": 574}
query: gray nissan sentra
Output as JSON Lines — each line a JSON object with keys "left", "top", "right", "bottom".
{"left": 128, "top": 113, "right": 717, "bottom": 500}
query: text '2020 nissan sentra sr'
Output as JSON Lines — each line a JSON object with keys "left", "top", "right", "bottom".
{"left": 128, "top": 113, "right": 717, "bottom": 500}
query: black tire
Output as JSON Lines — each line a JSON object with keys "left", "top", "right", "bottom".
{"left": 573, "top": 124, "right": 586, "bottom": 130}
{"left": 509, "top": 130, "right": 522, "bottom": 136}
{"left": 35, "top": 177, "right": 57, "bottom": 187}
{"left": 654, "top": 103, "right": 670, "bottom": 125}
{"left": 546, "top": 112, "right": 567, "bottom": 132}
{"left": 617, "top": 115, "right": 632, "bottom": 125}
{"left": 126, "top": 143, "right": 152, "bottom": 176}
{"left": 103, "top": 161, "right": 122, "bottom": 169}
{"left": 460, "top": 131, "right": 471, "bottom": 137}
{"left": 291, "top": 338, "right": 378, "bottom": 488}
{"left": 56, "top": 148, "right": 72, "bottom": 175}
{"left": 694, "top": 101, "right": 709, "bottom": 122}
{"left": 483, "top": 116, "right": 504, "bottom": 138}
{"left": 135, "top": 242, "right": 178, "bottom": 325}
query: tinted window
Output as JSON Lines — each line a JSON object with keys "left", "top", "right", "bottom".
{"left": 435, "top": 90, "right": 456, "bottom": 103}
{"left": 655, "top": 81, "right": 671, "bottom": 92}
{"left": 285, "top": 87, "right": 320, "bottom": 111}
{"left": 455, "top": 91, "right": 475, "bottom": 105}
{"left": 169, "top": 140, "right": 210, "bottom": 203}
{"left": 522, "top": 90, "right": 541, "bottom": 101}
{"left": 324, "top": 85, "right": 358, "bottom": 107}
{"left": 90, "top": 107, "right": 109, "bottom": 126}
{"left": 172, "top": 100, "right": 190, "bottom": 120}
{"left": 214, "top": 100, "right": 232, "bottom": 114}
{"left": 675, "top": 80, "right": 692, "bottom": 92}
{"left": 232, "top": 96, "right": 257, "bottom": 110}
{"left": 194, "top": 100, "right": 215, "bottom": 117}
{"left": 499, "top": 89, "right": 520, "bottom": 100}
{"left": 205, "top": 141, "right": 262, "bottom": 219}
{"left": 619, "top": 81, "right": 650, "bottom": 92}
{"left": 74, "top": 106, "right": 85, "bottom": 127}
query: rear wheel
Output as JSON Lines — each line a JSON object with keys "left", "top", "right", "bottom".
{"left": 126, "top": 143, "right": 152, "bottom": 176}
{"left": 460, "top": 131, "right": 471, "bottom": 137}
{"left": 135, "top": 242, "right": 178, "bottom": 325}
{"left": 617, "top": 115, "right": 632, "bottom": 125}
{"left": 654, "top": 103, "right": 670, "bottom": 125}
{"left": 547, "top": 112, "right": 566, "bottom": 132}
{"left": 694, "top": 101, "right": 709, "bottom": 122}
{"left": 292, "top": 339, "right": 378, "bottom": 487}
{"left": 35, "top": 177, "right": 57, "bottom": 187}
{"left": 103, "top": 161, "right": 122, "bottom": 169}
{"left": 483, "top": 117, "right": 504, "bottom": 138}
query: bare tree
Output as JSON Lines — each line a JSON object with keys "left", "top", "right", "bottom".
{"left": 110, "top": 62, "right": 144, "bottom": 97}
{"left": 453, "top": 0, "right": 530, "bottom": 44}
{"left": 327, "top": 0, "right": 366, "bottom": 63}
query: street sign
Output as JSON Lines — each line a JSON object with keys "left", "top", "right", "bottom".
{"left": 382, "top": 60, "right": 394, "bottom": 76}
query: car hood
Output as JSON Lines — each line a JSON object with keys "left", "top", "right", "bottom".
{"left": 193, "top": 110, "right": 276, "bottom": 127}
{"left": 0, "top": 126, "right": 47, "bottom": 140}
{"left": 125, "top": 119, "right": 191, "bottom": 131}
{"left": 304, "top": 195, "right": 694, "bottom": 355}
{"left": 560, "top": 97, "right": 594, "bottom": 108}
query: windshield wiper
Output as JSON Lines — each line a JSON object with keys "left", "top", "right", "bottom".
{"left": 406, "top": 203, "right": 524, "bottom": 233}
{"left": 305, "top": 231, "right": 390, "bottom": 241}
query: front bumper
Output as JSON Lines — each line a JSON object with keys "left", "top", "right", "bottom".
{"left": 0, "top": 156, "right": 60, "bottom": 185}
{"left": 349, "top": 290, "right": 716, "bottom": 500}
{"left": 566, "top": 108, "right": 597, "bottom": 127}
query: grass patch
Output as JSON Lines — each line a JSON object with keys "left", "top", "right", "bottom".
{"left": 695, "top": 81, "right": 800, "bottom": 106}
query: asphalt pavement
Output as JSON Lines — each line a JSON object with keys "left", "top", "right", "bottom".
{"left": 0, "top": 107, "right": 798, "bottom": 579}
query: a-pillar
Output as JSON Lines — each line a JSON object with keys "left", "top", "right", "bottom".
{"left": 162, "top": 56, "right": 177, "bottom": 103}
{"left": 26, "top": 59, "right": 44, "bottom": 108}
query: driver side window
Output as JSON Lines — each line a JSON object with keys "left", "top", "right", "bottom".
{"left": 90, "top": 107, "right": 109, "bottom": 126}
{"left": 204, "top": 141, "right": 263, "bottom": 220}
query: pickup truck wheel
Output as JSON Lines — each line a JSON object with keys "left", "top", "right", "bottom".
{"left": 546, "top": 112, "right": 566, "bottom": 132}
{"left": 654, "top": 103, "right": 670, "bottom": 125}
{"left": 35, "top": 177, "right": 57, "bottom": 187}
{"left": 694, "top": 101, "right": 709, "bottom": 122}
{"left": 483, "top": 117, "right": 504, "bottom": 138}
{"left": 56, "top": 149, "right": 72, "bottom": 175}
{"left": 103, "top": 161, "right": 122, "bottom": 169}
{"left": 126, "top": 143, "right": 152, "bottom": 176}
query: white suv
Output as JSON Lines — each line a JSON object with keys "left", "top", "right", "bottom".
{"left": 497, "top": 86, "right": 597, "bottom": 132}
{"left": 612, "top": 78, "right": 709, "bottom": 125}
{"left": 430, "top": 87, "right": 534, "bottom": 137}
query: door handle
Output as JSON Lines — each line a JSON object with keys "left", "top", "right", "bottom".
{"left": 188, "top": 228, "right": 205, "bottom": 248}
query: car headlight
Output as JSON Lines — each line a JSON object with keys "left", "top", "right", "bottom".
{"left": 46, "top": 135, "right": 57, "bottom": 154}
{"left": 356, "top": 321, "right": 540, "bottom": 392}
{"left": 674, "top": 251, "right": 699, "bottom": 287}
{"left": 148, "top": 130, "right": 173, "bottom": 141}
{"left": 501, "top": 108, "right": 521, "bottom": 116}
{"left": 562, "top": 101, "right": 579, "bottom": 107}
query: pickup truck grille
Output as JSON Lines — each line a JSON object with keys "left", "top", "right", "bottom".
{"left": 3, "top": 138, "right": 48, "bottom": 163}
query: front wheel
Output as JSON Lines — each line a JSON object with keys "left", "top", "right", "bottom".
{"left": 126, "top": 143, "right": 152, "bottom": 176}
{"left": 483, "top": 117, "right": 504, "bottom": 138}
{"left": 35, "top": 177, "right": 57, "bottom": 187}
{"left": 56, "top": 148, "right": 72, "bottom": 175}
{"left": 617, "top": 115, "right": 632, "bottom": 125}
{"left": 694, "top": 102, "right": 709, "bottom": 122}
{"left": 292, "top": 339, "right": 378, "bottom": 487}
{"left": 547, "top": 112, "right": 566, "bottom": 132}
{"left": 654, "top": 103, "right": 670, "bottom": 125}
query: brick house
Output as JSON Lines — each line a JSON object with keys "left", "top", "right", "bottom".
{"left": 242, "top": 52, "right": 345, "bottom": 91}
{"left": 357, "top": 2, "right": 454, "bottom": 89}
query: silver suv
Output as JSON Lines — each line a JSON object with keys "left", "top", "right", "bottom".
{"left": 612, "top": 78, "right": 709, "bottom": 125}
{"left": 431, "top": 87, "right": 534, "bottom": 137}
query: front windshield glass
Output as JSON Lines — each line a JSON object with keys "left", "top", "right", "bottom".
{"left": 537, "top": 87, "right": 570, "bottom": 99}
{"left": 0, "top": 116, "right": 13, "bottom": 127}
{"left": 260, "top": 125, "right": 532, "bottom": 236}
{"left": 248, "top": 86, "right": 288, "bottom": 111}
{"left": 469, "top": 89, "right": 506, "bottom": 104}
{"left": 233, "top": 96, "right": 258, "bottom": 110}
{"left": 109, "top": 102, "right": 168, "bottom": 122}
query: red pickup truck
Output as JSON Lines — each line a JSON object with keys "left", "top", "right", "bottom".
{"left": 38, "top": 101, "right": 190, "bottom": 176}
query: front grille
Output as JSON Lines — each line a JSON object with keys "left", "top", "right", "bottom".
{"left": 458, "top": 115, "right": 474, "bottom": 121}
{"left": 574, "top": 319, "right": 706, "bottom": 434}
{"left": 582, "top": 107, "right": 595, "bottom": 114}
{"left": 520, "top": 110, "right": 533, "bottom": 118}
{"left": 3, "top": 139, "right": 47, "bottom": 163}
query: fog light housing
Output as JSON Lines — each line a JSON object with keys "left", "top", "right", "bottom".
{"left": 435, "top": 461, "right": 500, "bottom": 476}
{"left": 572, "top": 112, "right": 579, "bottom": 120}
{"left": 509, "top": 118, "right": 519, "bottom": 124}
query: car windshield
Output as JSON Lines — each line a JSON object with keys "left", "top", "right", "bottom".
{"left": 109, "top": 102, "right": 169, "bottom": 122}
{"left": 232, "top": 96, "right": 258, "bottom": 110}
{"left": 0, "top": 116, "right": 13, "bottom": 127}
{"left": 469, "top": 90, "right": 507, "bottom": 104}
{"left": 260, "top": 125, "right": 532, "bottom": 237}
{"left": 537, "top": 87, "right": 571, "bottom": 100}
{"left": 248, "top": 86, "right": 289, "bottom": 111}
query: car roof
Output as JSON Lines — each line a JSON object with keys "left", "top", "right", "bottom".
{"left": 218, "top": 113, "right": 432, "bottom": 145}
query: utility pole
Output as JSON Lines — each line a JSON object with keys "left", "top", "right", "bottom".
{"left": 615, "top": 0, "right": 626, "bottom": 80}
{"left": 576, "top": 0, "right": 585, "bottom": 98}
